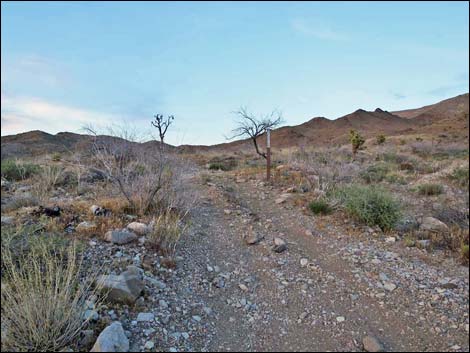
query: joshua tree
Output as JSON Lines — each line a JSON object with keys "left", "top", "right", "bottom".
{"left": 152, "top": 114, "right": 174, "bottom": 145}
{"left": 349, "top": 129, "right": 365, "bottom": 158}
{"left": 228, "top": 107, "right": 283, "bottom": 159}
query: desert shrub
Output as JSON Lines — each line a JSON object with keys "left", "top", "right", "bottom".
{"left": 1, "top": 159, "right": 41, "bottom": 181}
{"left": 376, "top": 134, "right": 386, "bottom": 145}
{"left": 1, "top": 194, "right": 39, "bottom": 213}
{"left": 208, "top": 156, "right": 237, "bottom": 171}
{"left": 385, "top": 173, "right": 407, "bottom": 185}
{"left": 380, "top": 152, "right": 412, "bottom": 165}
{"left": 448, "top": 167, "right": 469, "bottom": 188}
{"left": 360, "top": 163, "right": 390, "bottom": 183}
{"left": 349, "top": 130, "right": 365, "bottom": 157}
{"left": 52, "top": 152, "right": 62, "bottom": 162}
{"left": 417, "top": 183, "right": 444, "bottom": 196}
{"left": 1, "top": 233, "right": 100, "bottom": 352}
{"left": 462, "top": 243, "right": 469, "bottom": 263}
{"left": 148, "top": 210, "right": 186, "bottom": 256}
{"left": 209, "top": 162, "right": 228, "bottom": 171}
{"left": 85, "top": 126, "right": 195, "bottom": 216}
{"left": 308, "top": 199, "right": 332, "bottom": 215}
{"left": 335, "top": 185, "right": 401, "bottom": 231}
{"left": 288, "top": 149, "right": 360, "bottom": 194}
{"left": 32, "top": 165, "right": 64, "bottom": 202}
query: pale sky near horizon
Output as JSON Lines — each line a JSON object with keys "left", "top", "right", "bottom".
{"left": 1, "top": 1, "right": 469, "bottom": 145}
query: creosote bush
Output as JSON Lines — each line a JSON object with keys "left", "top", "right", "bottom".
{"left": 1, "top": 159, "right": 41, "bottom": 181}
{"left": 360, "top": 163, "right": 390, "bottom": 183}
{"left": 308, "top": 199, "right": 332, "bottom": 215}
{"left": 335, "top": 184, "right": 401, "bottom": 231}
{"left": 448, "top": 167, "right": 469, "bottom": 188}
{"left": 1, "top": 227, "right": 101, "bottom": 352}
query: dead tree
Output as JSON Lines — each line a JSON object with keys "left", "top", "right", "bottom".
{"left": 228, "top": 107, "right": 283, "bottom": 159}
{"left": 151, "top": 114, "right": 174, "bottom": 145}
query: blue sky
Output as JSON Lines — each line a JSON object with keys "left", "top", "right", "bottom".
{"left": 1, "top": 1, "right": 469, "bottom": 145}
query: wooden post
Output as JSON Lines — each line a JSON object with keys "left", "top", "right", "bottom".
{"left": 266, "top": 128, "right": 271, "bottom": 181}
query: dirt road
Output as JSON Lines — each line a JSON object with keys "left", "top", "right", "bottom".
{"left": 173, "top": 173, "right": 469, "bottom": 352}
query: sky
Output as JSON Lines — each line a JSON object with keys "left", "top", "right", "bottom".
{"left": 1, "top": 1, "right": 469, "bottom": 145}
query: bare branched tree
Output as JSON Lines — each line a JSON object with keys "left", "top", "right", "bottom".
{"left": 228, "top": 107, "right": 283, "bottom": 159}
{"left": 151, "top": 114, "right": 174, "bottom": 145}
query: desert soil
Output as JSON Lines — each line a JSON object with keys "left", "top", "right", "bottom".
{"left": 143, "top": 171, "right": 469, "bottom": 352}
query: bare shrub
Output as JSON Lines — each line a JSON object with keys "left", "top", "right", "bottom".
{"left": 1, "top": 232, "right": 102, "bottom": 352}
{"left": 31, "top": 165, "right": 64, "bottom": 202}
{"left": 289, "top": 148, "right": 360, "bottom": 193}
{"left": 84, "top": 125, "right": 196, "bottom": 216}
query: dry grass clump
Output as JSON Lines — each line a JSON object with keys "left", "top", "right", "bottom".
{"left": 1, "top": 227, "right": 101, "bottom": 352}
{"left": 147, "top": 209, "right": 188, "bottom": 256}
{"left": 31, "top": 165, "right": 64, "bottom": 202}
{"left": 417, "top": 183, "right": 444, "bottom": 196}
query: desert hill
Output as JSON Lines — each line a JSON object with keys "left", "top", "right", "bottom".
{"left": 1, "top": 93, "right": 468, "bottom": 159}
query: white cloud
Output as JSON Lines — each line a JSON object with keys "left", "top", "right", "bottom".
{"left": 1, "top": 94, "right": 119, "bottom": 136}
{"left": 291, "top": 18, "right": 347, "bottom": 41}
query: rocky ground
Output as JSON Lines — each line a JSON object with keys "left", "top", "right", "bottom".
{"left": 76, "top": 169, "right": 469, "bottom": 352}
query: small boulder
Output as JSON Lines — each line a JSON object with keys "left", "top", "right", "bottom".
{"left": 104, "top": 230, "right": 138, "bottom": 245}
{"left": 420, "top": 217, "right": 449, "bottom": 234}
{"left": 98, "top": 266, "right": 143, "bottom": 304}
{"left": 127, "top": 222, "right": 150, "bottom": 235}
{"left": 91, "top": 322, "right": 129, "bottom": 352}
{"left": 245, "top": 232, "right": 264, "bottom": 245}
{"left": 273, "top": 237, "right": 287, "bottom": 253}
{"left": 275, "top": 194, "right": 290, "bottom": 204}
{"left": 76, "top": 221, "right": 96, "bottom": 232}
{"left": 363, "top": 335, "right": 384, "bottom": 352}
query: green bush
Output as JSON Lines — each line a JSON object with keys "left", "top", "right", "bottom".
{"left": 51, "top": 152, "right": 62, "bottom": 162}
{"left": 360, "top": 163, "right": 390, "bottom": 183}
{"left": 448, "top": 167, "right": 469, "bottom": 188}
{"left": 376, "top": 134, "right": 386, "bottom": 145}
{"left": 417, "top": 183, "right": 443, "bottom": 196}
{"left": 1, "top": 160, "right": 41, "bottom": 181}
{"left": 385, "top": 173, "right": 407, "bottom": 185}
{"left": 209, "top": 162, "right": 228, "bottom": 171}
{"left": 349, "top": 130, "right": 365, "bottom": 156}
{"left": 335, "top": 185, "right": 401, "bottom": 231}
{"left": 308, "top": 199, "right": 332, "bottom": 215}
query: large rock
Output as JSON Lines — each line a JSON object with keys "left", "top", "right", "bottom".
{"left": 363, "top": 335, "right": 384, "bottom": 352}
{"left": 98, "top": 266, "right": 143, "bottom": 304}
{"left": 91, "top": 322, "right": 129, "bottom": 352}
{"left": 420, "top": 217, "right": 449, "bottom": 234}
{"left": 104, "top": 230, "right": 138, "bottom": 245}
{"left": 127, "top": 222, "right": 150, "bottom": 236}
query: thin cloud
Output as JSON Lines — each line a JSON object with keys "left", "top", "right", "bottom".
{"left": 1, "top": 94, "right": 119, "bottom": 136}
{"left": 291, "top": 18, "right": 347, "bottom": 41}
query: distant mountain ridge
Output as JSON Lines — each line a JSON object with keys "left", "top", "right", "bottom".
{"left": 1, "top": 93, "right": 468, "bottom": 159}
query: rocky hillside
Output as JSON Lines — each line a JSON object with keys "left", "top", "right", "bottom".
{"left": 2, "top": 93, "right": 468, "bottom": 159}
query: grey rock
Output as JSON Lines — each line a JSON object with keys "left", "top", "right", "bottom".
{"left": 104, "top": 230, "right": 138, "bottom": 245}
{"left": 127, "top": 222, "right": 150, "bottom": 235}
{"left": 363, "top": 335, "right": 384, "bottom": 352}
{"left": 273, "top": 237, "right": 287, "bottom": 253}
{"left": 91, "top": 322, "right": 129, "bottom": 352}
{"left": 136, "top": 313, "right": 155, "bottom": 322}
{"left": 98, "top": 266, "right": 143, "bottom": 304}
{"left": 420, "top": 217, "right": 449, "bottom": 234}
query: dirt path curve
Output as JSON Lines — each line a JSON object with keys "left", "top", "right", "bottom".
{"left": 177, "top": 173, "right": 469, "bottom": 352}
